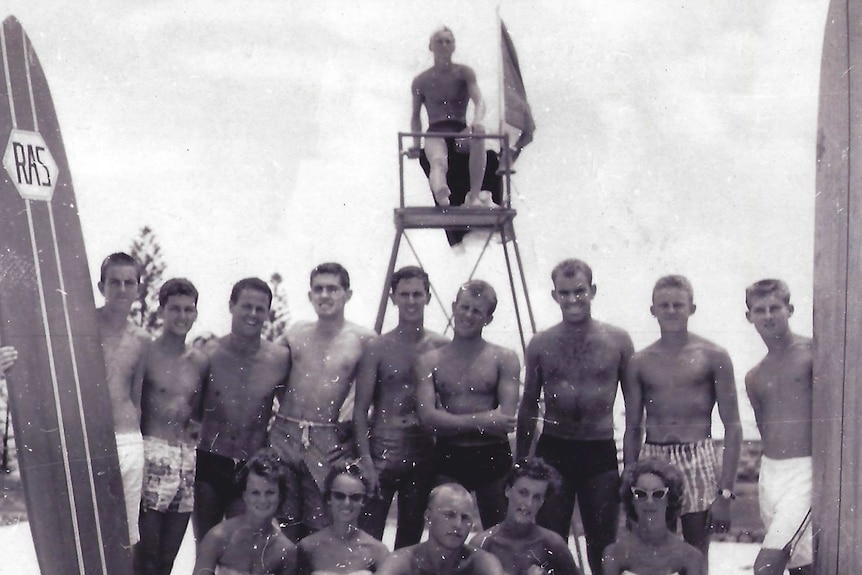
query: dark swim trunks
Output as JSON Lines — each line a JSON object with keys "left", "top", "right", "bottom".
{"left": 536, "top": 435, "right": 619, "bottom": 481}
{"left": 427, "top": 119, "right": 468, "bottom": 136}
{"left": 195, "top": 449, "right": 247, "bottom": 505}
{"left": 434, "top": 439, "right": 512, "bottom": 492}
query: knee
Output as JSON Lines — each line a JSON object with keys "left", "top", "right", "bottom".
{"left": 429, "top": 156, "right": 448, "bottom": 172}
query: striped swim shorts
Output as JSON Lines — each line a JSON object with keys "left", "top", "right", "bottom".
{"left": 640, "top": 439, "right": 718, "bottom": 514}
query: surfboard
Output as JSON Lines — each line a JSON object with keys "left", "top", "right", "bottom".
{"left": 812, "top": 0, "right": 862, "bottom": 571}
{"left": 0, "top": 15, "right": 132, "bottom": 574}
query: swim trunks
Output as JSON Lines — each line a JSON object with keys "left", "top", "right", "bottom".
{"left": 534, "top": 434, "right": 620, "bottom": 569}
{"left": 115, "top": 430, "right": 144, "bottom": 545}
{"left": 640, "top": 440, "right": 718, "bottom": 515}
{"left": 269, "top": 414, "right": 337, "bottom": 531}
{"left": 270, "top": 414, "right": 342, "bottom": 488}
{"left": 759, "top": 455, "right": 813, "bottom": 568}
{"left": 427, "top": 120, "right": 468, "bottom": 136}
{"left": 370, "top": 424, "right": 435, "bottom": 473}
{"left": 142, "top": 436, "right": 196, "bottom": 513}
{"left": 360, "top": 425, "right": 435, "bottom": 545}
{"left": 536, "top": 435, "right": 619, "bottom": 483}
{"left": 434, "top": 439, "right": 512, "bottom": 492}
{"left": 195, "top": 449, "right": 247, "bottom": 507}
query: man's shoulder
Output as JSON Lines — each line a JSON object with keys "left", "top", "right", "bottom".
{"left": 631, "top": 340, "right": 662, "bottom": 363}
{"left": 591, "top": 319, "right": 633, "bottom": 343}
{"left": 201, "top": 334, "right": 229, "bottom": 356}
{"left": 418, "top": 341, "right": 449, "bottom": 363}
{"left": 535, "top": 524, "right": 569, "bottom": 548}
{"left": 469, "top": 525, "right": 499, "bottom": 548}
{"left": 344, "top": 320, "right": 376, "bottom": 340}
{"left": 286, "top": 320, "right": 315, "bottom": 338}
{"left": 259, "top": 338, "right": 291, "bottom": 361}
{"left": 528, "top": 327, "right": 558, "bottom": 349}
{"left": 790, "top": 333, "right": 814, "bottom": 355}
{"left": 412, "top": 68, "right": 435, "bottom": 90}
{"left": 688, "top": 332, "right": 729, "bottom": 357}
{"left": 453, "top": 62, "right": 477, "bottom": 80}
{"left": 485, "top": 340, "right": 518, "bottom": 360}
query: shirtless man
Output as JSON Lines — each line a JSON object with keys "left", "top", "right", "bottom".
{"left": 516, "top": 259, "right": 634, "bottom": 575}
{"left": 354, "top": 266, "right": 448, "bottom": 548}
{"left": 96, "top": 252, "right": 152, "bottom": 550}
{"left": 416, "top": 280, "right": 519, "bottom": 529}
{"left": 270, "top": 262, "right": 374, "bottom": 541}
{"left": 139, "top": 278, "right": 208, "bottom": 575}
{"left": 623, "top": 275, "right": 742, "bottom": 566}
{"left": 408, "top": 26, "right": 487, "bottom": 207}
{"left": 378, "top": 483, "right": 505, "bottom": 575}
{"left": 744, "top": 279, "right": 812, "bottom": 575}
{"left": 471, "top": 458, "right": 581, "bottom": 575}
{"left": 194, "top": 277, "right": 290, "bottom": 542}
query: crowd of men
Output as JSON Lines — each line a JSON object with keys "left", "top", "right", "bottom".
{"left": 0, "top": 25, "right": 812, "bottom": 574}
{"left": 0, "top": 248, "right": 809, "bottom": 575}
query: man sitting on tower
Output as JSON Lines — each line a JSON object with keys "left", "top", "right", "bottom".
{"left": 408, "top": 25, "right": 495, "bottom": 209}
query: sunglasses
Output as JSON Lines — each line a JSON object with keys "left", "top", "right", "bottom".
{"left": 330, "top": 491, "right": 365, "bottom": 503}
{"left": 631, "top": 487, "right": 669, "bottom": 501}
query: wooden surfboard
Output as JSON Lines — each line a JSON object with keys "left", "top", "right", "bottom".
{"left": 812, "top": 0, "right": 862, "bottom": 571}
{"left": 0, "top": 15, "right": 132, "bottom": 574}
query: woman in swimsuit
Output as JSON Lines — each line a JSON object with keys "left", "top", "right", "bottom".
{"left": 194, "top": 447, "right": 298, "bottom": 575}
{"left": 297, "top": 462, "right": 390, "bottom": 574}
{"left": 602, "top": 458, "right": 704, "bottom": 575}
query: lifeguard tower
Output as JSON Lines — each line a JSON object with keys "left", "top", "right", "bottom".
{"left": 374, "top": 130, "right": 536, "bottom": 352}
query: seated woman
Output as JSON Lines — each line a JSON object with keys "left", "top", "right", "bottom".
{"left": 298, "top": 462, "right": 390, "bottom": 574}
{"left": 194, "top": 447, "right": 298, "bottom": 575}
{"left": 602, "top": 458, "right": 703, "bottom": 575}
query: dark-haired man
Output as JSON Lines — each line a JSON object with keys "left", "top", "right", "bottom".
{"left": 193, "top": 277, "right": 290, "bottom": 542}
{"left": 97, "top": 252, "right": 152, "bottom": 549}
{"left": 516, "top": 258, "right": 634, "bottom": 575}
{"left": 271, "top": 262, "right": 374, "bottom": 540}
{"left": 139, "top": 278, "right": 208, "bottom": 575}
{"left": 355, "top": 266, "right": 448, "bottom": 547}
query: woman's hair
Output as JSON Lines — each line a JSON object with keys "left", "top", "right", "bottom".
{"left": 321, "top": 460, "right": 370, "bottom": 503}
{"left": 504, "top": 457, "right": 561, "bottom": 498}
{"left": 238, "top": 447, "right": 289, "bottom": 507}
{"left": 620, "top": 457, "right": 685, "bottom": 531}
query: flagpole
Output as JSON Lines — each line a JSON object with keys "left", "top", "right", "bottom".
{"left": 497, "top": 4, "right": 504, "bottom": 145}
{"left": 497, "top": 7, "right": 517, "bottom": 188}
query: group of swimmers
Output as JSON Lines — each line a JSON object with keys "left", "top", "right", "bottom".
{"left": 0, "top": 25, "right": 813, "bottom": 575}
{"left": 0, "top": 249, "right": 812, "bottom": 575}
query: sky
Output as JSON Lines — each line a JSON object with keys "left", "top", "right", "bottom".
{"left": 3, "top": 0, "right": 831, "bottom": 438}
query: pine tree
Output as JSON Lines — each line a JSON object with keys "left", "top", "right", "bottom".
{"left": 129, "top": 226, "right": 167, "bottom": 334}
{"left": 262, "top": 272, "right": 291, "bottom": 342}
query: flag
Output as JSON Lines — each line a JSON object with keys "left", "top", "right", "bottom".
{"left": 501, "top": 20, "right": 535, "bottom": 151}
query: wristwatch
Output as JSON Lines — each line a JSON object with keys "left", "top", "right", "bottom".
{"left": 718, "top": 488, "right": 736, "bottom": 501}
